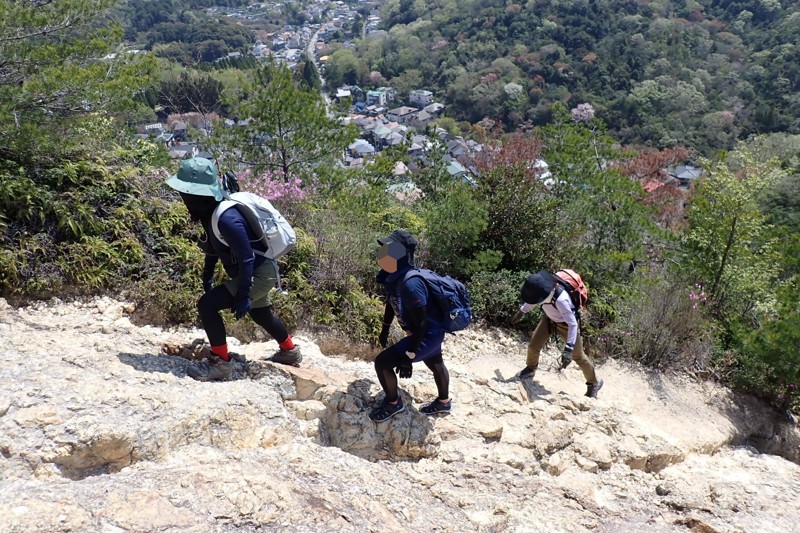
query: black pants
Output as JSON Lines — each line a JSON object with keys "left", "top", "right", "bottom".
{"left": 197, "top": 285, "right": 289, "bottom": 346}
{"left": 374, "top": 349, "right": 449, "bottom": 403}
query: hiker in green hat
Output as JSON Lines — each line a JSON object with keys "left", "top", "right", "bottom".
{"left": 165, "top": 157, "right": 302, "bottom": 381}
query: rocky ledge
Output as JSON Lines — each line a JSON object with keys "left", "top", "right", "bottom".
{"left": 1, "top": 297, "right": 798, "bottom": 532}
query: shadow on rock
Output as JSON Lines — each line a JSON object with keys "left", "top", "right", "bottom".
{"left": 715, "top": 392, "right": 800, "bottom": 466}
{"left": 317, "top": 378, "right": 441, "bottom": 462}
{"left": 117, "top": 352, "right": 250, "bottom": 381}
{"left": 519, "top": 378, "right": 552, "bottom": 402}
{"left": 492, "top": 368, "right": 553, "bottom": 401}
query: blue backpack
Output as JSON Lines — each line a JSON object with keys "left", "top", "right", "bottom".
{"left": 404, "top": 269, "right": 472, "bottom": 333}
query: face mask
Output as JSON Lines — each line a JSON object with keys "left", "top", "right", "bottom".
{"left": 180, "top": 193, "right": 218, "bottom": 222}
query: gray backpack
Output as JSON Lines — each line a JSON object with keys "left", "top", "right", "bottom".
{"left": 211, "top": 192, "right": 297, "bottom": 260}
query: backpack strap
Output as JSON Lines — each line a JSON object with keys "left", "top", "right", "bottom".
{"left": 210, "top": 200, "right": 238, "bottom": 247}
{"left": 211, "top": 201, "right": 286, "bottom": 293}
{"left": 546, "top": 284, "right": 582, "bottom": 328}
{"left": 548, "top": 285, "right": 563, "bottom": 307}
{"left": 402, "top": 269, "right": 424, "bottom": 288}
{"left": 270, "top": 257, "right": 286, "bottom": 295}
{"left": 211, "top": 201, "right": 270, "bottom": 256}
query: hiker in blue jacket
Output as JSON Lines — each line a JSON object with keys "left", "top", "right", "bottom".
{"left": 370, "top": 230, "right": 452, "bottom": 422}
{"left": 165, "top": 157, "right": 301, "bottom": 381}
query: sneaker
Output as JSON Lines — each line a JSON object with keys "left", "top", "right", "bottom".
{"left": 519, "top": 366, "right": 537, "bottom": 379}
{"left": 369, "top": 399, "right": 405, "bottom": 422}
{"left": 420, "top": 399, "right": 452, "bottom": 415}
{"left": 187, "top": 356, "right": 232, "bottom": 382}
{"left": 585, "top": 379, "right": 604, "bottom": 398}
{"left": 268, "top": 346, "right": 302, "bottom": 367}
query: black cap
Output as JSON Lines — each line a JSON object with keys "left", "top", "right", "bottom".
{"left": 521, "top": 270, "right": 555, "bottom": 304}
{"left": 377, "top": 230, "right": 418, "bottom": 253}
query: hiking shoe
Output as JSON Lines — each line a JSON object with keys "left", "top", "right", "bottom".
{"left": 369, "top": 399, "right": 405, "bottom": 422}
{"left": 268, "top": 346, "right": 302, "bottom": 367}
{"left": 585, "top": 379, "right": 604, "bottom": 398}
{"left": 420, "top": 399, "right": 452, "bottom": 415}
{"left": 187, "top": 356, "right": 232, "bottom": 382}
{"left": 519, "top": 366, "right": 537, "bottom": 379}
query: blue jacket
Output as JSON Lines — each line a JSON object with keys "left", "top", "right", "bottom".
{"left": 377, "top": 266, "right": 445, "bottom": 335}
{"left": 203, "top": 207, "right": 268, "bottom": 297}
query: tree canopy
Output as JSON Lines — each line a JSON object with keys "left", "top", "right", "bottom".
{"left": 0, "top": 0, "right": 154, "bottom": 165}
{"left": 324, "top": 0, "right": 800, "bottom": 154}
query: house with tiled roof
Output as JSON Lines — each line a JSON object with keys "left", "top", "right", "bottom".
{"left": 387, "top": 106, "right": 418, "bottom": 125}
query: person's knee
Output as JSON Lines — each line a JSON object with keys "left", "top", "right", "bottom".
{"left": 573, "top": 351, "right": 592, "bottom": 368}
{"left": 249, "top": 304, "right": 272, "bottom": 319}
{"left": 430, "top": 364, "right": 449, "bottom": 379}
{"left": 374, "top": 349, "right": 398, "bottom": 370}
{"left": 197, "top": 292, "right": 212, "bottom": 315}
{"left": 424, "top": 353, "right": 444, "bottom": 369}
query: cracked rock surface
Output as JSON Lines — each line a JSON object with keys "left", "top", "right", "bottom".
{"left": 1, "top": 296, "right": 798, "bottom": 532}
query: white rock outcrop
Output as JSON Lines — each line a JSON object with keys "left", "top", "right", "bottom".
{"left": 1, "top": 296, "right": 799, "bottom": 532}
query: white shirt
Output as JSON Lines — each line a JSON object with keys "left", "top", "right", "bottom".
{"left": 519, "top": 289, "right": 578, "bottom": 347}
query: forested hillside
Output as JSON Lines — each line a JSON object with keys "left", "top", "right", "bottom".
{"left": 325, "top": 0, "right": 800, "bottom": 153}
{"left": 110, "top": 0, "right": 254, "bottom": 64}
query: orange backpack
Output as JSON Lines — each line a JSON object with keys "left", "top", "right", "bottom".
{"left": 554, "top": 269, "right": 588, "bottom": 309}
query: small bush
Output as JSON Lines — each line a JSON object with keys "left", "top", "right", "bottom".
{"left": 276, "top": 223, "right": 384, "bottom": 343}
{"left": 421, "top": 182, "right": 488, "bottom": 277}
{"left": 469, "top": 269, "right": 538, "bottom": 328}
{"left": 594, "top": 269, "right": 718, "bottom": 370}
{"left": 130, "top": 272, "right": 200, "bottom": 324}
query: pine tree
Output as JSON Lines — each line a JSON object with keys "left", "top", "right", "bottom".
{"left": 227, "top": 61, "right": 356, "bottom": 184}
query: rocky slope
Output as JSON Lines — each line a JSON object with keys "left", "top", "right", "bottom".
{"left": 1, "top": 296, "right": 798, "bottom": 533}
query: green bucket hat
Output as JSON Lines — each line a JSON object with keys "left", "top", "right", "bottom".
{"left": 165, "top": 157, "right": 224, "bottom": 200}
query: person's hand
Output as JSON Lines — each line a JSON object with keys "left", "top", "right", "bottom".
{"left": 202, "top": 279, "right": 213, "bottom": 293}
{"left": 560, "top": 346, "right": 573, "bottom": 370}
{"left": 511, "top": 311, "right": 523, "bottom": 324}
{"left": 396, "top": 359, "right": 413, "bottom": 379}
{"left": 231, "top": 294, "right": 251, "bottom": 320}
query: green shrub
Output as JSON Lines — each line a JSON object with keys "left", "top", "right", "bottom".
{"left": 729, "top": 281, "right": 800, "bottom": 412}
{"left": 592, "top": 268, "right": 718, "bottom": 369}
{"left": 130, "top": 271, "right": 200, "bottom": 324}
{"left": 474, "top": 162, "right": 561, "bottom": 272}
{"left": 0, "top": 145, "right": 221, "bottom": 329}
{"left": 469, "top": 269, "right": 538, "bottom": 328}
{"left": 421, "top": 182, "right": 488, "bottom": 277}
{"left": 277, "top": 222, "right": 384, "bottom": 342}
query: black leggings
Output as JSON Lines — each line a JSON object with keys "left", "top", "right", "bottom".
{"left": 197, "top": 285, "right": 289, "bottom": 346}
{"left": 374, "top": 349, "right": 449, "bottom": 403}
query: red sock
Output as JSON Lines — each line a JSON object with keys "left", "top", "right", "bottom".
{"left": 211, "top": 344, "right": 230, "bottom": 361}
{"left": 279, "top": 337, "right": 295, "bottom": 350}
